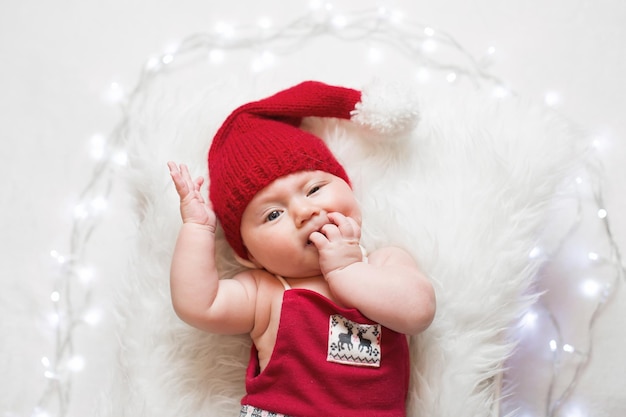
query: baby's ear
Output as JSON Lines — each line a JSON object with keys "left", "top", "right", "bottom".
{"left": 350, "top": 78, "right": 421, "bottom": 142}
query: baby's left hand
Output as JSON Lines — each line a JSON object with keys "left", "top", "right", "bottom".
{"left": 309, "top": 212, "right": 363, "bottom": 278}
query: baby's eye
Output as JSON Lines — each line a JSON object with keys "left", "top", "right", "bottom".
{"left": 266, "top": 210, "right": 281, "bottom": 222}
{"left": 307, "top": 185, "right": 321, "bottom": 196}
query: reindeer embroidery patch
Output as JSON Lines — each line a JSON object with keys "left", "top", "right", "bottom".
{"left": 327, "top": 315, "right": 381, "bottom": 367}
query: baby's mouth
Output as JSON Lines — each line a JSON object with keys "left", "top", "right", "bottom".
{"left": 306, "top": 232, "right": 318, "bottom": 246}
{"left": 306, "top": 222, "right": 327, "bottom": 246}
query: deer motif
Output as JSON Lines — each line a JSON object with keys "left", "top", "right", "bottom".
{"left": 357, "top": 327, "right": 373, "bottom": 355}
{"left": 337, "top": 321, "right": 354, "bottom": 351}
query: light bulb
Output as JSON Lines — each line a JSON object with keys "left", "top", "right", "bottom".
{"left": 104, "top": 81, "right": 125, "bottom": 103}
{"left": 251, "top": 51, "right": 275, "bottom": 72}
{"left": 67, "top": 355, "right": 85, "bottom": 372}
{"left": 83, "top": 308, "right": 103, "bottom": 326}
{"left": 493, "top": 85, "right": 510, "bottom": 99}
{"left": 32, "top": 407, "right": 51, "bottom": 417}
{"left": 74, "top": 203, "right": 88, "bottom": 220}
{"left": 520, "top": 310, "right": 538, "bottom": 329}
{"left": 368, "top": 47, "right": 383, "bottom": 63}
{"left": 528, "top": 246, "right": 542, "bottom": 259}
{"left": 422, "top": 39, "right": 437, "bottom": 54}
{"left": 331, "top": 14, "right": 348, "bottom": 28}
{"left": 90, "top": 133, "right": 107, "bottom": 160}
{"left": 257, "top": 17, "right": 272, "bottom": 30}
{"left": 91, "top": 196, "right": 108, "bottom": 212}
{"left": 78, "top": 267, "right": 95, "bottom": 284}
{"left": 214, "top": 21, "right": 235, "bottom": 38}
{"left": 549, "top": 339, "right": 558, "bottom": 352}
{"left": 113, "top": 150, "right": 128, "bottom": 166}
{"left": 47, "top": 313, "right": 60, "bottom": 328}
{"left": 544, "top": 91, "right": 561, "bottom": 107}
{"left": 209, "top": 49, "right": 225, "bottom": 64}
{"left": 581, "top": 279, "right": 600, "bottom": 297}
{"left": 415, "top": 68, "right": 430, "bottom": 84}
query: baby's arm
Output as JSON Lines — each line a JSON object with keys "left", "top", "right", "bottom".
{"left": 168, "top": 162, "right": 256, "bottom": 334}
{"left": 311, "top": 212, "right": 435, "bottom": 336}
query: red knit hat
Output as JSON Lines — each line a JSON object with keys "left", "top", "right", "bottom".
{"left": 208, "top": 81, "right": 362, "bottom": 259}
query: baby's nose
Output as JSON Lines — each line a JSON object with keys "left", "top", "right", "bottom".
{"left": 294, "top": 201, "right": 320, "bottom": 226}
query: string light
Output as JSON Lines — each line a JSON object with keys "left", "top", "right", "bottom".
{"left": 562, "top": 344, "right": 575, "bottom": 354}
{"left": 89, "top": 133, "right": 107, "bottom": 160}
{"left": 251, "top": 50, "right": 276, "bottom": 72}
{"left": 257, "top": 16, "right": 273, "bottom": 30}
{"left": 415, "top": 67, "right": 430, "bottom": 84}
{"left": 421, "top": 38, "right": 437, "bottom": 54}
{"left": 581, "top": 279, "right": 601, "bottom": 297}
{"left": 103, "top": 81, "right": 125, "bottom": 103}
{"left": 549, "top": 339, "right": 558, "bottom": 352}
{"left": 493, "top": 84, "right": 511, "bottom": 99}
{"left": 77, "top": 266, "right": 94, "bottom": 284}
{"left": 36, "top": 71, "right": 122, "bottom": 417}
{"left": 112, "top": 149, "right": 128, "bottom": 166}
{"left": 32, "top": 408, "right": 51, "bottom": 417}
{"left": 214, "top": 21, "right": 235, "bottom": 38}
{"left": 519, "top": 310, "right": 539, "bottom": 329}
{"left": 34, "top": 6, "right": 623, "bottom": 417}
{"left": 368, "top": 47, "right": 383, "bottom": 63}
{"left": 331, "top": 14, "right": 348, "bottom": 28}
{"left": 587, "top": 251, "right": 599, "bottom": 261}
{"left": 83, "top": 308, "right": 103, "bottom": 326}
{"left": 544, "top": 90, "right": 561, "bottom": 107}
{"left": 67, "top": 355, "right": 86, "bottom": 373}
{"left": 209, "top": 49, "right": 225, "bottom": 63}
{"left": 507, "top": 132, "right": 625, "bottom": 416}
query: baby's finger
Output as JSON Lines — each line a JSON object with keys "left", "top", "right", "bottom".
{"left": 328, "top": 212, "right": 360, "bottom": 240}
{"left": 308, "top": 231, "right": 328, "bottom": 249}
{"left": 194, "top": 176, "right": 205, "bottom": 192}
{"left": 319, "top": 223, "right": 342, "bottom": 242}
{"left": 168, "top": 162, "right": 190, "bottom": 196}
{"left": 180, "top": 164, "right": 195, "bottom": 185}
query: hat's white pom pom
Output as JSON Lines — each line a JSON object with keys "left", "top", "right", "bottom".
{"left": 350, "top": 78, "right": 420, "bottom": 140}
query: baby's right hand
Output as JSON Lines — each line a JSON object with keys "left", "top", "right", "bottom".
{"left": 167, "top": 162, "right": 216, "bottom": 230}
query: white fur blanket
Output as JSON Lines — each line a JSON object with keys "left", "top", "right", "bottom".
{"left": 95, "top": 71, "right": 584, "bottom": 416}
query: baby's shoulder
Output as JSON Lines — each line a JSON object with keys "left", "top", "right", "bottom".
{"left": 236, "top": 269, "right": 285, "bottom": 341}
{"left": 233, "top": 268, "right": 285, "bottom": 297}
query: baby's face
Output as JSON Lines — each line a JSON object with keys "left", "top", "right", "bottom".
{"left": 240, "top": 170, "right": 361, "bottom": 278}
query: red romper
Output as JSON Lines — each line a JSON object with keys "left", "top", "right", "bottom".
{"left": 240, "top": 278, "right": 410, "bottom": 417}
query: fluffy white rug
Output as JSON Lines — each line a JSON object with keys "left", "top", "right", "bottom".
{"left": 95, "top": 74, "right": 585, "bottom": 416}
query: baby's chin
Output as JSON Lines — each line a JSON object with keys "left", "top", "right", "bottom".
{"left": 271, "top": 257, "right": 322, "bottom": 279}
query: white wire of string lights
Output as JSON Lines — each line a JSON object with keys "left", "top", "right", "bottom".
{"left": 33, "top": 3, "right": 623, "bottom": 417}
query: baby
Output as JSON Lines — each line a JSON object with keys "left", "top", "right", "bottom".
{"left": 168, "top": 81, "right": 435, "bottom": 417}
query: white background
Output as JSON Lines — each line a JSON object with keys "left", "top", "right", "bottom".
{"left": 1, "top": 1, "right": 624, "bottom": 416}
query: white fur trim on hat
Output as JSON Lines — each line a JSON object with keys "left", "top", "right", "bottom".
{"left": 350, "top": 78, "right": 420, "bottom": 139}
